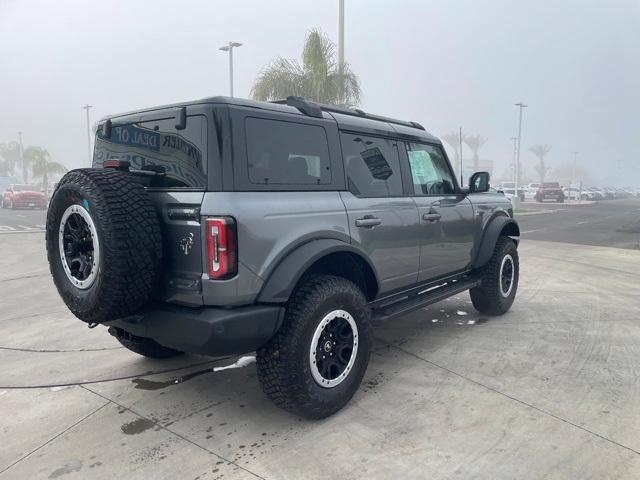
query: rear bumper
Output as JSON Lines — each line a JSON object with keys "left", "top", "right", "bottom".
{"left": 105, "top": 303, "right": 285, "bottom": 356}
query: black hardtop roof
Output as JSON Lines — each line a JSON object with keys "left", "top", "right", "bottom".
{"left": 100, "top": 96, "right": 440, "bottom": 144}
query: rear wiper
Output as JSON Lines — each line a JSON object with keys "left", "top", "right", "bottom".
{"left": 136, "top": 165, "right": 166, "bottom": 175}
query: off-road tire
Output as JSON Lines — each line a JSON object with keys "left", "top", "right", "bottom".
{"left": 46, "top": 169, "right": 162, "bottom": 324}
{"left": 470, "top": 236, "right": 519, "bottom": 315}
{"left": 256, "top": 275, "right": 372, "bottom": 419}
{"left": 109, "top": 327, "right": 182, "bottom": 359}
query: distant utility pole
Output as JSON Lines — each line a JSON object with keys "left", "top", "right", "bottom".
{"left": 572, "top": 151, "right": 578, "bottom": 186}
{"left": 459, "top": 127, "right": 464, "bottom": 186}
{"left": 82, "top": 104, "right": 92, "bottom": 166}
{"left": 514, "top": 102, "right": 528, "bottom": 205}
{"left": 17, "top": 131, "right": 24, "bottom": 182}
{"left": 219, "top": 41, "right": 243, "bottom": 97}
{"left": 511, "top": 137, "right": 518, "bottom": 179}
{"left": 338, "top": 0, "right": 345, "bottom": 104}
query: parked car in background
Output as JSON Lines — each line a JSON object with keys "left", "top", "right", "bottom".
{"left": 0, "top": 176, "right": 17, "bottom": 197}
{"left": 524, "top": 183, "right": 540, "bottom": 201}
{"left": 586, "top": 187, "right": 605, "bottom": 200}
{"left": 496, "top": 182, "right": 525, "bottom": 201}
{"left": 1, "top": 184, "right": 48, "bottom": 209}
{"left": 535, "top": 182, "right": 565, "bottom": 202}
{"left": 563, "top": 187, "right": 582, "bottom": 201}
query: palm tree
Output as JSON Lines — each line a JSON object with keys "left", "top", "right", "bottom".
{"left": 529, "top": 144, "right": 552, "bottom": 183}
{"left": 23, "top": 147, "right": 67, "bottom": 193}
{"left": 442, "top": 132, "right": 466, "bottom": 171}
{"left": 0, "top": 142, "right": 20, "bottom": 177}
{"left": 463, "top": 135, "right": 488, "bottom": 172}
{"left": 251, "top": 29, "right": 361, "bottom": 107}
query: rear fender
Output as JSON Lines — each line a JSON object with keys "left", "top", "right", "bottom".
{"left": 257, "top": 239, "right": 379, "bottom": 303}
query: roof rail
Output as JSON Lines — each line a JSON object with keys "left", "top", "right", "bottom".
{"left": 271, "top": 96, "right": 425, "bottom": 131}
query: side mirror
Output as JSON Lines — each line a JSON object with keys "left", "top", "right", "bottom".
{"left": 469, "top": 171, "right": 490, "bottom": 193}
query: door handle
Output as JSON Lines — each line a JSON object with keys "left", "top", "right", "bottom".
{"left": 355, "top": 217, "right": 382, "bottom": 228}
{"left": 422, "top": 213, "right": 442, "bottom": 222}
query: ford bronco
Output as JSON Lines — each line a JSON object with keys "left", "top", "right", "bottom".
{"left": 46, "top": 96, "right": 520, "bottom": 418}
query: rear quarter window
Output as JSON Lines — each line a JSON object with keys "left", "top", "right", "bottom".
{"left": 245, "top": 117, "right": 331, "bottom": 185}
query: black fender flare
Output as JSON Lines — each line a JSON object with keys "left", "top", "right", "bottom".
{"left": 257, "top": 239, "right": 380, "bottom": 303}
{"left": 472, "top": 215, "right": 520, "bottom": 269}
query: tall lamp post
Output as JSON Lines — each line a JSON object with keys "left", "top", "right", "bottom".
{"left": 514, "top": 102, "right": 528, "bottom": 206}
{"left": 82, "top": 104, "right": 92, "bottom": 166}
{"left": 219, "top": 42, "right": 243, "bottom": 97}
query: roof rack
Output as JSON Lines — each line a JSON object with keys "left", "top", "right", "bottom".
{"left": 271, "top": 96, "right": 425, "bottom": 131}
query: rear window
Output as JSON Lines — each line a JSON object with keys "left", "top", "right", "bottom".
{"left": 94, "top": 115, "right": 207, "bottom": 188}
{"left": 543, "top": 182, "right": 560, "bottom": 188}
{"left": 245, "top": 117, "right": 331, "bottom": 185}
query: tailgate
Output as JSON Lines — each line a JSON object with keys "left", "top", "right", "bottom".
{"left": 148, "top": 191, "right": 205, "bottom": 306}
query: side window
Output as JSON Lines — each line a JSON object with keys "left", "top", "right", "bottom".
{"left": 245, "top": 117, "right": 331, "bottom": 185}
{"left": 340, "top": 133, "right": 403, "bottom": 197}
{"left": 406, "top": 143, "right": 456, "bottom": 195}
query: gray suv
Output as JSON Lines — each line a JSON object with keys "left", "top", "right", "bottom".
{"left": 46, "top": 96, "right": 520, "bottom": 418}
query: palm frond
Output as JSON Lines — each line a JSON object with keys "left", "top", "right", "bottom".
{"left": 251, "top": 57, "right": 305, "bottom": 101}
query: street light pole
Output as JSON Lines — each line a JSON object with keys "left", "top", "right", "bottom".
{"left": 511, "top": 137, "right": 518, "bottom": 180}
{"left": 571, "top": 151, "right": 578, "bottom": 186}
{"left": 338, "top": 0, "right": 345, "bottom": 104}
{"left": 219, "top": 42, "right": 243, "bottom": 97}
{"left": 514, "top": 102, "right": 528, "bottom": 205}
{"left": 82, "top": 104, "right": 92, "bottom": 166}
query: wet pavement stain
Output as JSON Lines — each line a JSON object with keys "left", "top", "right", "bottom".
{"left": 120, "top": 417, "right": 155, "bottom": 435}
{"left": 48, "top": 459, "right": 82, "bottom": 478}
{"left": 131, "top": 368, "right": 214, "bottom": 390}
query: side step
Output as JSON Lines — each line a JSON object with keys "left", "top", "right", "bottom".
{"left": 371, "top": 278, "right": 481, "bottom": 324}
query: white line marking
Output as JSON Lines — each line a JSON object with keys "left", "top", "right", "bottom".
{"left": 0, "top": 226, "right": 16, "bottom": 231}
{"left": 522, "top": 229, "right": 545, "bottom": 234}
{"left": 577, "top": 221, "right": 589, "bottom": 225}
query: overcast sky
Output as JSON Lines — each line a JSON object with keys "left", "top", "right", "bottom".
{"left": 1, "top": 0, "right": 638, "bottom": 185}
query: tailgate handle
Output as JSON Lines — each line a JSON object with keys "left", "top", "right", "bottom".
{"left": 167, "top": 206, "right": 200, "bottom": 221}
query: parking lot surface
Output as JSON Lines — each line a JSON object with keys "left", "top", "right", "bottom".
{"left": 1, "top": 203, "right": 640, "bottom": 479}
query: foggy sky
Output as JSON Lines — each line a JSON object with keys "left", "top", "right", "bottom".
{"left": 1, "top": 0, "right": 638, "bottom": 186}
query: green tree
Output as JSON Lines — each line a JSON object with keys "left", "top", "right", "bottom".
{"left": 23, "top": 147, "right": 67, "bottom": 193}
{"left": 0, "top": 142, "right": 20, "bottom": 177}
{"left": 442, "top": 132, "right": 466, "bottom": 171}
{"left": 463, "top": 135, "right": 488, "bottom": 172}
{"left": 251, "top": 29, "right": 361, "bottom": 107}
{"left": 529, "top": 144, "right": 552, "bottom": 183}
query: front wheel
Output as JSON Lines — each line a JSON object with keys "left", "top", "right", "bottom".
{"left": 256, "top": 275, "right": 372, "bottom": 419}
{"left": 470, "top": 237, "right": 519, "bottom": 315}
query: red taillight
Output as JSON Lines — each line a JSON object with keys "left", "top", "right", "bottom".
{"left": 206, "top": 217, "right": 237, "bottom": 279}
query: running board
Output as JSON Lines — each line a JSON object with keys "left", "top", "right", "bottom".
{"left": 371, "top": 278, "right": 481, "bottom": 324}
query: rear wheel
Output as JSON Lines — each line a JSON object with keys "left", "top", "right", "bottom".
{"left": 470, "top": 237, "right": 519, "bottom": 315}
{"left": 256, "top": 275, "right": 372, "bottom": 419}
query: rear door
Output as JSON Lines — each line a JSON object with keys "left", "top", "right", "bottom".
{"left": 402, "top": 142, "right": 476, "bottom": 281}
{"left": 94, "top": 112, "right": 211, "bottom": 306}
{"left": 339, "top": 132, "right": 421, "bottom": 293}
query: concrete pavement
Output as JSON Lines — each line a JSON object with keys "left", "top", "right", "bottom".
{"left": 1, "top": 229, "right": 640, "bottom": 479}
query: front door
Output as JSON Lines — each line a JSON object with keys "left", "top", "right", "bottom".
{"left": 403, "top": 142, "right": 476, "bottom": 281}
{"left": 339, "top": 133, "right": 421, "bottom": 294}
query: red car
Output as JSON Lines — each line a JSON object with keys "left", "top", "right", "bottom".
{"left": 535, "top": 182, "right": 565, "bottom": 203}
{"left": 1, "top": 184, "right": 48, "bottom": 209}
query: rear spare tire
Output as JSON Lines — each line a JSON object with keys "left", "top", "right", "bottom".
{"left": 46, "top": 169, "right": 162, "bottom": 324}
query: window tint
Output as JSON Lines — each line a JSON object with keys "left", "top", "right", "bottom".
{"left": 406, "top": 143, "right": 456, "bottom": 195}
{"left": 341, "top": 134, "right": 403, "bottom": 197}
{"left": 94, "top": 116, "right": 207, "bottom": 188}
{"left": 245, "top": 117, "right": 331, "bottom": 185}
